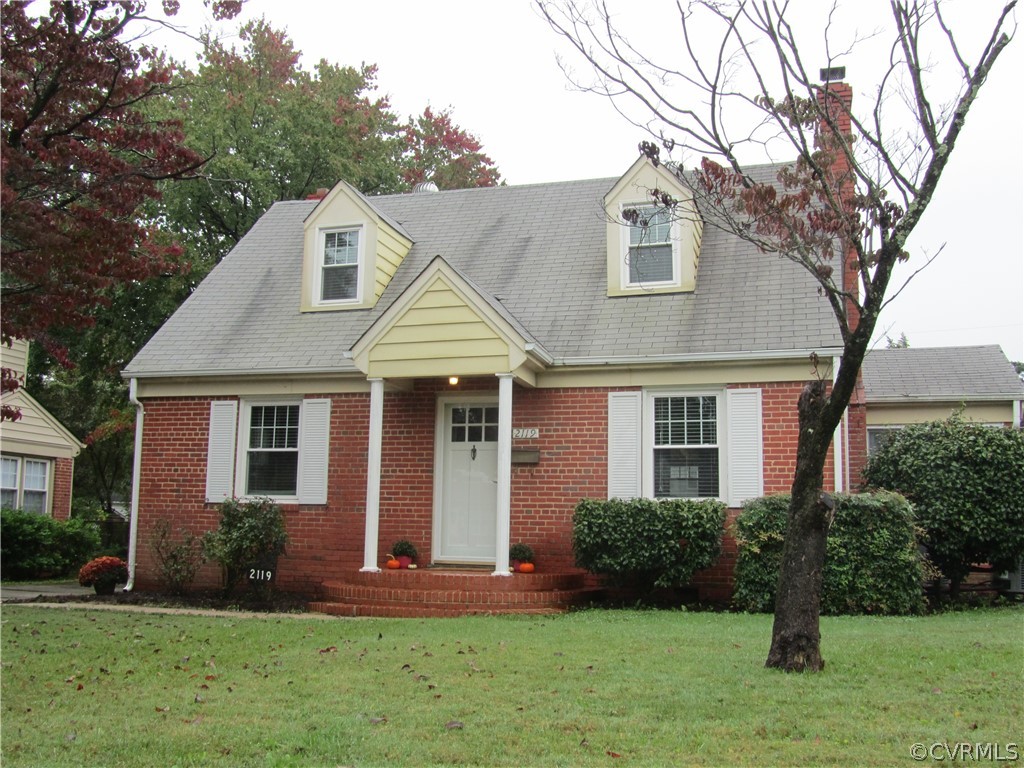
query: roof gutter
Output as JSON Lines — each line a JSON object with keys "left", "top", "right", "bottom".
{"left": 553, "top": 347, "right": 844, "bottom": 367}
{"left": 122, "top": 365, "right": 362, "bottom": 380}
{"left": 867, "top": 394, "right": 1024, "bottom": 403}
{"left": 123, "top": 377, "right": 144, "bottom": 592}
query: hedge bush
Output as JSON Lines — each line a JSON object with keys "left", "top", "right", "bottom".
{"left": 862, "top": 417, "right": 1024, "bottom": 594}
{"left": 572, "top": 497, "right": 726, "bottom": 592}
{"left": 1, "top": 508, "right": 101, "bottom": 580}
{"left": 732, "top": 492, "right": 925, "bottom": 615}
{"left": 203, "top": 497, "right": 288, "bottom": 597}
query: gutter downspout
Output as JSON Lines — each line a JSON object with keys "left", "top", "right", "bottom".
{"left": 124, "top": 377, "right": 144, "bottom": 592}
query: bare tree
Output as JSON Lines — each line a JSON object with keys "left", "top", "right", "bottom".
{"left": 539, "top": 0, "right": 1016, "bottom": 671}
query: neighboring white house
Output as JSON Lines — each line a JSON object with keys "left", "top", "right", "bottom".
{"left": 0, "top": 340, "right": 83, "bottom": 518}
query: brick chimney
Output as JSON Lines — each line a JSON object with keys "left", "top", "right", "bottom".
{"left": 306, "top": 187, "right": 329, "bottom": 201}
{"left": 817, "top": 68, "right": 867, "bottom": 490}
{"left": 816, "top": 67, "right": 858, "bottom": 330}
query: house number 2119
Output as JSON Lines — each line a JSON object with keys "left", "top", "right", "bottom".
{"left": 512, "top": 428, "right": 539, "bottom": 439}
{"left": 249, "top": 569, "right": 273, "bottom": 581}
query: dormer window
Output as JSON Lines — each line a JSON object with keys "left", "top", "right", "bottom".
{"left": 604, "top": 157, "right": 701, "bottom": 297}
{"left": 627, "top": 205, "right": 675, "bottom": 285}
{"left": 319, "top": 227, "right": 362, "bottom": 303}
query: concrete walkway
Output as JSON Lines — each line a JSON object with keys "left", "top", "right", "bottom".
{"left": 0, "top": 580, "right": 100, "bottom": 602}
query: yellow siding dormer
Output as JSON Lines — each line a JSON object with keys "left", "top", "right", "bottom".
{"left": 301, "top": 181, "right": 413, "bottom": 312}
{"left": 604, "top": 157, "right": 703, "bottom": 297}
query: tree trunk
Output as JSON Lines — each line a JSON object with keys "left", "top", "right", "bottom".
{"left": 766, "top": 380, "right": 833, "bottom": 672}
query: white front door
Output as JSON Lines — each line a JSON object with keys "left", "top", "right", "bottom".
{"left": 437, "top": 402, "right": 499, "bottom": 562}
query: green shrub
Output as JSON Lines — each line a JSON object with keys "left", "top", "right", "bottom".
{"left": 572, "top": 498, "right": 726, "bottom": 592}
{"left": 203, "top": 497, "right": 288, "bottom": 598}
{"left": 732, "top": 492, "right": 925, "bottom": 615}
{"left": 152, "top": 519, "right": 206, "bottom": 595}
{"left": 0, "top": 509, "right": 101, "bottom": 580}
{"left": 862, "top": 417, "right": 1024, "bottom": 594}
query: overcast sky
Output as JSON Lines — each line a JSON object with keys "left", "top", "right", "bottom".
{"left": 145, "top": 0, "right": 1023, "bottom": 361}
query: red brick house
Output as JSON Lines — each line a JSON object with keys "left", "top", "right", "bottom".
{"left": 123, "top": 142, "right": 870, "bottom": 612}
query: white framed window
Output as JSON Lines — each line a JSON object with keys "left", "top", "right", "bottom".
{"left": 624, "top": 204, "right": 679, "bottom": 287}
{"left": 317, "top": 227, "right": 362, "bottom": 304}
{"left": 608, "top": 388, "right": 763, "bottom": 507}
{"left": 1, "top": 456, "right": 50, "bottom": 513}
{"left": 650, "top": 394, "right": 721, "bottom": 499}
{"left": 242, "top": 404, "right": 301, "bottom": 496}
{"left": 206, "top": 398, "right": 331, "bottom": 505}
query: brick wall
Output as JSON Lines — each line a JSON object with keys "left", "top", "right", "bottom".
{"left": 134, "top": 377, "right": 854, "bottom": 603}
{"left": 51, "top": 457, "right": 74, "bottom": 520}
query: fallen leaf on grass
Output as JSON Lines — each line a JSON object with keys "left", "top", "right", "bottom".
{"left": 369, "top": 717, "right": 387, "bottom": 725}
{"left": 445, "top": 720, "right": 464, "bottom": 730}
{"left": 319, "top": 646, "right": 337, "bottom": 654}
{"left": 155, "top": 706, "right": 170, "bottom": 713}
{"left": 606, "top": 751, "right": 622, "bottom": 758}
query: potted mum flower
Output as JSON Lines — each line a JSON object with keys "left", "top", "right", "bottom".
{"left": 78, "top": 556, "right": 128, "bottom": 595}
{"left": 391, "top": 540, "right": 418, "bottom": 569}
{"left": 509, "top": 543, "right": 535, "bottom": 573}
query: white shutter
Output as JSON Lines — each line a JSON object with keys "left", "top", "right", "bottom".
{"left": 205, "top": 400, "right": 238, "bottom": 502}
{"left": 726, "top": 388, "right": 763, "bottom": 507}
{"left": 607, "top": 391, "right": 642, "bottom": 499}
{"left": 297, "top": 398, "right": 331, "bottom": 505}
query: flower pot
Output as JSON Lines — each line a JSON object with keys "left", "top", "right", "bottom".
{"left": 93, "top": 582, "right": 116, "bottom": 596}
{"left": 397, "top": 555, "right": 413, "bottom": 569}
{"left": 511, "top": 560, "right": 522, "bottom": 572}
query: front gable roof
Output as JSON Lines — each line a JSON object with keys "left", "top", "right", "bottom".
{"left": 350, "top": 256, "right": 550, "bottom": 384}
{"left": 0, "top": 389, "right": 84, "bottom": 459}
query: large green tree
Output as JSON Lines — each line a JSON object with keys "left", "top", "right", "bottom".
{"left": 25, "top": 15, "right": 502, "bottom": 513}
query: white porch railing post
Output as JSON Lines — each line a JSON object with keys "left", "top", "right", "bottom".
{"left": 493, "top": 373, "right": 513, "bottom": 576}
{"left": 361, "top": 378, "right": 385, "bottom": 572}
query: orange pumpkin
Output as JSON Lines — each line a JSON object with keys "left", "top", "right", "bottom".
{"left": 386, "top": 558, "right": 401, "bottom": 570}
{"left": 518, "top": 562, "right": 535, "bottom": 573}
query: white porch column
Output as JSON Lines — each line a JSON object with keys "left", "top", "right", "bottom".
{"left": 361, "top": 378, "right": 385, "bottom": 572}
{"left": 493, "top": 373, "right": 514, "bottom": 576}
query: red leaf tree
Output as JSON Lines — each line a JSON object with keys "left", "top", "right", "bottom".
{"left": 0, "top": 0, "right": 239, "bottom": 414}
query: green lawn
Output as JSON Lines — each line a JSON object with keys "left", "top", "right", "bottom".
{"left": 1, "top": 605, "right": 1020, "bottom": 767}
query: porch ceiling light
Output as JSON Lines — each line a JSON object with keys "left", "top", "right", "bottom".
{"left": 449, "top": 376, "right": 459, "bottom": 386}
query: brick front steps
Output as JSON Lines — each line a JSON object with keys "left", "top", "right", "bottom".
{"left": 309, "top": 569, "right": 603, "bottom": 618}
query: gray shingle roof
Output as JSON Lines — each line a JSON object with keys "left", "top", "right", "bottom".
{"left": 863, "top": 345, "right": 1024, "bottom": 402}
{"left": 125, "top": 168, "right": 844, "bottom": 378}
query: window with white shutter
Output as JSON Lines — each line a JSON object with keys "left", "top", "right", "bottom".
{"left": 607, "top": 391, "right": 642, "bottom": 499}
{"left": 726, "top": 388, "right": 763, "bottom": 506}
{"left": 607, "top": 388, "right": 765, "bottom": 505}
{"left": 205, "top": 398, "right": 330, "bottom": 504}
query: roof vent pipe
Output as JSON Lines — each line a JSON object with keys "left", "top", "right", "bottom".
{"left": 412, "top": 181, "right": 439, "bottom": 193}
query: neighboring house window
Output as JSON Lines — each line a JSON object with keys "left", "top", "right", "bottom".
{"left": 627, "top": 205, "right": 675, "bottom": 285}
{"left": 607, "top": 388, "right": 763, "bottom": 507}
{"left": 245, "top": 404, "right": 300, "bottom": 496}
{"left": 652, "top": 395, "right": 720, "bottom": 498}
{"left": 1, "top": 456, "right": 49, "bottom": 513}
{"left": 320, "top": 228, "right": 361, "bottom": 302}
{"left": 205, "top": 398, "right": 331, "bottom": 505}
{"left": 867, "top": 426, "right": 901, "bottom": 456}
